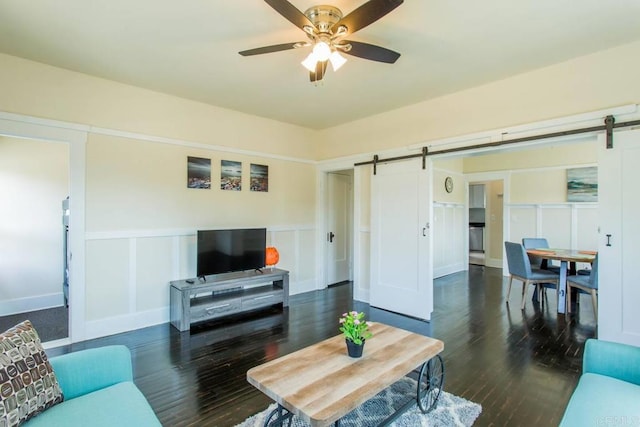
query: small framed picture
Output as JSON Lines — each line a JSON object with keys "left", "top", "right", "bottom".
{"left": 187, "top": 156, "right": 211, "bottom": 189}
{"left": 221, "top": 160, "right": 242, "bottom": 191}
{"left": 250, "top": 164, "right": 268, "bottom": 192}
{"left": 567, "top": 166, "right": 597, "bottom": 202}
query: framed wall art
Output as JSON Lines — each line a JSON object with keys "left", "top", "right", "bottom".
{"left": 187, "top": 156, "right": 211, "bottom": 189}
{"left": 250, "top": 163, "right": 268, "bottom": 192}
{"left": 567, "top": 166, "right": 597, "bottom": 202}
{"left": 221, "top": 160, "right": 242, "bottom": 191}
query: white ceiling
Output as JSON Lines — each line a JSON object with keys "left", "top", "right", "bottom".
{"left": 1, "top": 1, "right": 639, "bottom": 130}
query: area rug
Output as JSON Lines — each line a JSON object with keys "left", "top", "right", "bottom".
{"left": 236, "top": 377, "right": 482, "bottom": 427}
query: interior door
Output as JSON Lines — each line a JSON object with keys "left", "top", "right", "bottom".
{"left": 370, "top": 159, "right": 433, "bottom": 320}
{"left": 327, "top": 172, "right": 352, "bottom": 285}
{"left": 598, "top": 128, "right": 640, "bottom": 346}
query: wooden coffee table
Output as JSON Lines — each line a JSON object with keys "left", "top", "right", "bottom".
{"left": 247, "top": 322, "right": 445, "bottom": 427}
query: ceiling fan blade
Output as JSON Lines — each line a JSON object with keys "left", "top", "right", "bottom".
{"left": 342, "top": 40, "right": 400, "bottom": 63}
{"left": 331, "top": 0, "right": 403, "bottom": 37}
{"left": 310, "top": 60, "right": 328, "bottom": 83}
{"left": 265, "top": 0, "right": 315, "bottom": 32}
{"left": 239, "top": 42, "right": 304, "bottom": 56}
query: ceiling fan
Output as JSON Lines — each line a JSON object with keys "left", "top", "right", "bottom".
{"left": 239, "top": 0, "right": 404, "bottom": 83}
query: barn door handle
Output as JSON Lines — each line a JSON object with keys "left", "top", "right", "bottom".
{"left": 328, "top": 232, "right": 335, "bottom": 243}
{"left": 606, "top": 234, "right": 612, "bottom": 247}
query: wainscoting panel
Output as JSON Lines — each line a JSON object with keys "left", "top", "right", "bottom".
{"left": 576, "top": 207, "right": 598, "bottom": 250}
{"left": 295, "top": 228, "right": 317, "bottom": 294}
{"left": 433, "top": 203, "right": 466, "bottom": 278}
{"left": 355, "top": 229, "right": 371, "bottom": 302}
{"left": 136, "top": 236, "right": 173, "bottom": 312}
{"left": 506, "top": 204, "right": 597, "bottom": 272}
{"left": 177, "top": 234, "right": 196, "bottom": 279}
{"left": 508, "top": 207, "right": 538, "bottom": 244}
{"left": 83, "top": 225, "right": 315, "bottom": 339}
{"left": 85, "top": 239, "right": 130, "bottom": 321}
{"left": 540, "top": 207, "right": 572, "bottom": 248}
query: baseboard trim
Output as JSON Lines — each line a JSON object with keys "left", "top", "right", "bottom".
{"left": 435, "top": 262, "right": 467, "bottom": 279}
{"left": 43, "top": 338, "right": 71, "bottom": 350}
{"left": 354, "top": 287, "right": 370, "bottom": 303}
{"left": 84, "top": 307, "right": 169, "bottom": 340}
{"left": 485, "top": 258, "right": 503, "bottom": 269}
{"left": 83, "top": 278, "right": 312, "bottom": 340}
{"left": 0, "top": 293, "right": 64, "bottom": 316}
{"left": 290, "top": 278, "right": 316, "bottom": 295}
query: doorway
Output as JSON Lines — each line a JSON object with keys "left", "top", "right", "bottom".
{"left": 467, "top": 179, "right": 504, "bottom": 268}
{"left": 0, "top": 113, "right": 87, "bottom": 345}
{"left": 325, "top": 170, "right": 353, "bottom": 286}
{"left": 0, "top": 136, "right": 70, "bottom": 341}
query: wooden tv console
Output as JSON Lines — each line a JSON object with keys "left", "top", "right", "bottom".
{"left": 169, "top": 268, "right": 289, "bottom": 331}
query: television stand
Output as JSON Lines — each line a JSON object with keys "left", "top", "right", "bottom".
{"left": 169, "top": 268, "right": 289, "bottom": 331}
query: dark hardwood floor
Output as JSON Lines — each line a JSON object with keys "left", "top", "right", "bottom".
{"left": 46, "top": 265, "right": 596, "bottom": 426}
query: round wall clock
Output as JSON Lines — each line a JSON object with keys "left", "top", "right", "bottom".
{"left": 444, "top": 176, "right": 454, "bottom": 193}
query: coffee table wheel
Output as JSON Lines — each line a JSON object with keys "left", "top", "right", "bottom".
{"left": 263, "top": 404, "right": 294, "bottom": 427}
{"left": 416, "top": 354, "right": 445, "bottom": 413}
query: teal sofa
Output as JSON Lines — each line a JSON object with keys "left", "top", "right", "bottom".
{"left": 560, "top": 339, "right": 640, "bottom": 426}
{"left": 24, "top": 345, "right": 161, "bottom": 427}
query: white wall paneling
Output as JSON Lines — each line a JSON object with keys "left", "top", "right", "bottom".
{"left": 433, "top": 203, "right": 467, "bottom": 278}
{"left": 506, "top": 203, "right": 598, "bottom": 274}
{"left": 83, "top": 225, "right": 314, "bottom": 340}
{"left": 355, "top": 229, "right": 371, "bottom": 302}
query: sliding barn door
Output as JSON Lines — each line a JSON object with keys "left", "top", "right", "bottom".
{"left": 370, "top": 159, "right": 433, "bottom": 320}
{"left": 598, "top": 128, "right": 640, "bottom": 346}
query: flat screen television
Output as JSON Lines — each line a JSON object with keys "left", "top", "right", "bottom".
{"left": 197, "top": 228, "right": 266, "bottom": 277}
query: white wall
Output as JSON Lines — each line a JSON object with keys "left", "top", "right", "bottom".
{"left": 0, "top": 137, "right": 69, "bottom": 314}
{"left": 0, "top": 53, "right": 320, "bottom": 341}
{"left": 466, "top": 138, "right": 599, "bottom": 271}
{"left": 317, "top": 40, "right": 640, "bottom": 159}
{"left": 1, "top": 38, "right": 639, "bottom": 339}
{"left": 81, "top": 133, "right": 317, "bottom": 338}
{"left": 432, "top": 158, "right": 466, "bottom": 278}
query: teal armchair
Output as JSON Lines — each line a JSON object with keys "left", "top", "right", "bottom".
{"left": 24, "top": 345, "right": 161, "bottom": 427}
{"left": 560, "top": 339, "right": 640, "bottom": 426}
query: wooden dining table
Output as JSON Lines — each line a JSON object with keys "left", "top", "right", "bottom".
{"left": 526, "top": 248, "right": 596, "bottom": 314}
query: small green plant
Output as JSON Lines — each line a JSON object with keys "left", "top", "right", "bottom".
{"left": 339, "top": 311, "right": 373, "bottom": 345}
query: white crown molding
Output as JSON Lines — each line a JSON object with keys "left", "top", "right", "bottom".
{"left": 90, "top": 126, "right": 316, "bottom": 164}
{"left": 85, "top": 224, "right": 316, "bottom": 240}
{"left": 0, "top": 110, "right": 316, "bottom": 164}
{"left": 408, "top": 104, "right": 639, "bottom": 154}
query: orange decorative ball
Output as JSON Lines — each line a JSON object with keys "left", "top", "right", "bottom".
{"left": 265, "top": 247, "right": 280, "bottom": 266}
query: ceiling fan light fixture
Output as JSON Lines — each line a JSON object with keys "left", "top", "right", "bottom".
{"left": 301, "top": 53, "right": 318, "bottom": 72}
{"left": 312, "top": 41, "right": 332, "bottom": 61}
{"left": 329, "top": 50, "right": 347, "bottom": 71}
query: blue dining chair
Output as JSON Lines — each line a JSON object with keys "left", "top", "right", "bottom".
{"left": 505, "top": 241, "right": 560, "bottom": 310}
{"left": 521, "top": 237, "right": 561, "bottom": 274}
{"left": 567, "top": 254, "right": 598, "bottom": 322}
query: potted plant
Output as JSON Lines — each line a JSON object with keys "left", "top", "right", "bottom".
{"left": 339, "top": 311, "right": 373, "bottom": 358}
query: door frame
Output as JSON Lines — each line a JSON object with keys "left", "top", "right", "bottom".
{"left": 316, "top": 161, "right": 356, "bottom": 291}
{"left": 0, "top": 112, "right": 87, "bottom": 345}
{"left": 325, "top": 170, "right": 354, "bottom": 286}
{"left": 464, "top": 174, "right": 509, "bottom": 270}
